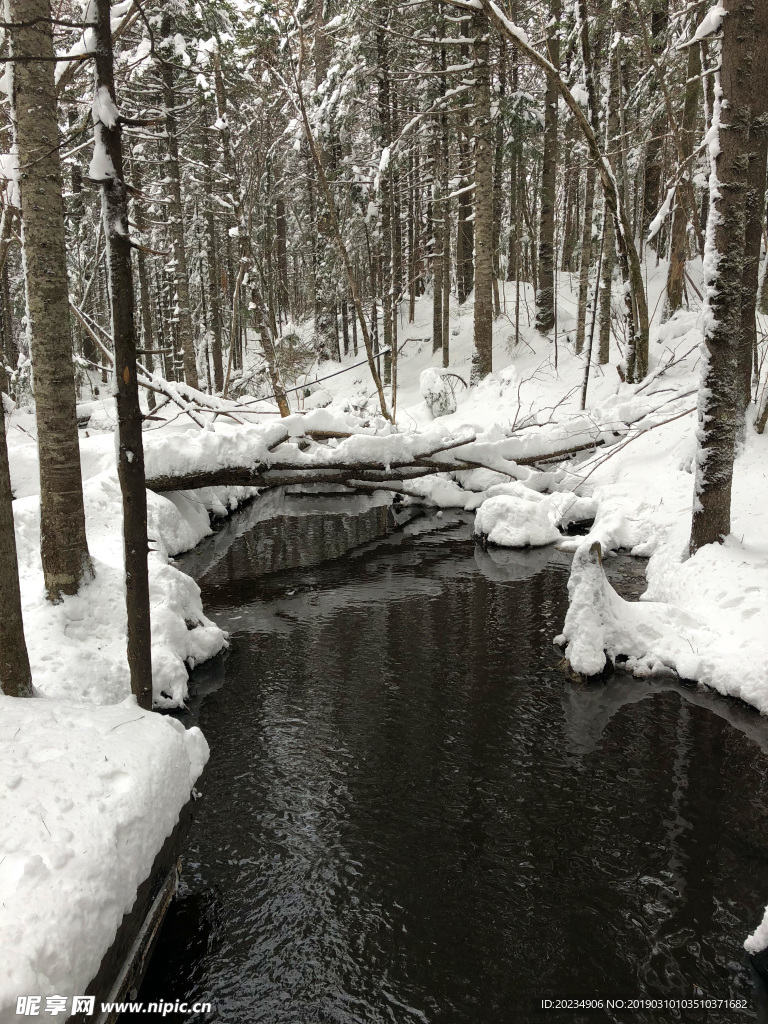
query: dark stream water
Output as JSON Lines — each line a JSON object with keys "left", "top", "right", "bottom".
{"left": 130, "top": 495, "right": 768, "bottom": 1024}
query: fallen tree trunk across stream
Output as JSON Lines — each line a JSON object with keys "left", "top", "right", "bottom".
{"left": 143, "top": 426, "right": 607, "bottom": 494}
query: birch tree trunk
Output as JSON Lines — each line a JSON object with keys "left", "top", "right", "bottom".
{"left": 91, "top": 0, "right": 152, "bottom": 708}
{"left": 7, "top": 0, "right": 93, "bottom": 602}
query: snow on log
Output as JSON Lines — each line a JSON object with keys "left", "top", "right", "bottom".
{"left": 142, "top": 413, "right": 610, "bottom": 495}
{"left": 143, "top": 424, "right": 477, "bottom": 492}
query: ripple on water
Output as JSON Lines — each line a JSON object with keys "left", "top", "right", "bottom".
{"left": 129, "top": 508, "right": 768, "bottom": 1024}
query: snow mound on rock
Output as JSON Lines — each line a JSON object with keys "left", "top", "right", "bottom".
{"left": 474, "top": 488, "right": 561, "bottom": 547}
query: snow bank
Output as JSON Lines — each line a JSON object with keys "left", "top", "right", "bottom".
{"left": 745, "top": 911, "right": 768, "bottom": 956}
{"left": 557, "top": 407, "right": 768, "bottom": 707}
{"left": 0, "top": 695, "right": 208, "bottom": 1019}
{"left": 11, "top": 469, "right": 229, "bottom": 709}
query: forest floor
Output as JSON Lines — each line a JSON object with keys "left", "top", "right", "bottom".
{"left": 2, "top": 254, "right": 768, "bottom": 1012}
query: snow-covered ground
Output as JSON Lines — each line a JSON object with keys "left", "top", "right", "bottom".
{"left": 4, "top": 253, "right": 768, "bottom": 999}
{"left": 0, "top": 696, "right": 208, "bottom": 1021}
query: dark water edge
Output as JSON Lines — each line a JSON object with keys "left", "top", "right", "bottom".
{"left": 127, "top": 500, "right": 768, "bottom": 1024}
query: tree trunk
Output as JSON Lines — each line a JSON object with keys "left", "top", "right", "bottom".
{"left": 641, "top": 0, "right": 669, "bottom": 242}
{"left": 471, "top": 9, "right": 493, "bottom": 382}
{"left": 431, "top": 15, "right": 447, "bottom": 356}
{"left": 738, "top": 72, "right": 768, "bottom": 414}
{"left": 7, "top": 0, "right": 93, "bottom": 602}
{"left": 199, "top": 94, "right": 224, "bottom": 392}
{"left": 598, "top": 210, "right": 615, "bottom": 364}
{"left": 575, "top": 164, "right": 596, "bottom": 354}
{"left": 91, "top": 0, "right": 152, "bottom": 708}
{"left": 666, "top": 40, "right": 702, "bottom": 315}
{"left": 276, "top": 196, "right": 290, "bottom": 322}
{"left": 160, "top": 14, "right": 198, "bottom": 389}
{"left": 311, "top": 0, "right": 337, "bottom": 362}
{"left": 492, "top": 36, "right": 506, "bottom": 316}
{"left": 535, "top": 0, "right": 561, "bottom": 334}
{"left": 690, "top": 0, "right": 768, "bottom": 553}
{"left": 0, "top": 401, "right": 32, "bottom": 696}
{"left": 131, "top": 157, "right": 155, "bottom": 410}
{"left": 377, "top": 15, "right": 393, "bottom": 383}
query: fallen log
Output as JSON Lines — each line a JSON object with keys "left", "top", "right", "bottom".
{"left": 146, "top": 464, "right": 438, "bottom": 493}
{"left": 143, "top": 428, "right": 614, "bottom": 494}
{"left": 144, "top": 430, "right": 476, "bottom": 492}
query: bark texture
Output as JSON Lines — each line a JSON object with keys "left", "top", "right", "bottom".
{"left": 690, "top": 0, "right": 768, "bottom": 553}
{"left": 534, "top": 0, "right": 560, "bottom": 335}
{"left": 92, "top": 0, "right": 152, "bottom": 708}
{"left": 666, "top": 40, "right": 701, "bottom": 314}
{"left": 8, "top": 0, "right": 93, "bottom": 602}
{"left": 0, "top": 402, "right": 32, "bottom": 696}
{"left": 471, "top": 9, "right": 494, "bottom": 381}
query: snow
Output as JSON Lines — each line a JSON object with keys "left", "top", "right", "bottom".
{"left": 88, "top": 139, "right": 115, "bottom": 181}
{"left": 474, "top": 489, "right": 561, "bottom": 547}
{"left": 4, "top": 212, "right": 768, "bottom": 976}
{"left": 5, "top": 418, "right": 231, "bottom": 708}
{"left": 419, "top": 367, "right": 457, "bottom": 418}
{"left": 91, "top": 85, "right": 119, "bottom": 130}
{"left": 647, "top": 186, "right": 676, "bottom": 241}
{"left": 0, "top": 695, "right": 208, "bottom": 1020}
{"left": 0, "top": 149, "right": 20, "bottom": 209}
{"left": 693, "top": 4, "right": 727, "bottom": 41}
{"left": 746, "top": 910, "right": 768, "bottom": 955}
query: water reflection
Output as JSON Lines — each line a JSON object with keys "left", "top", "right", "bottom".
{"left": 135, "top": 508, "right": 768, "bottom": 1024}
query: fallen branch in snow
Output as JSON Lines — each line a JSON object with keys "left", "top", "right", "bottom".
{"left": 148, "top": 464, "right": 440, "bottom": 493}
{"left": 570, "top": 406, "right": 696, "bottom": 486}
{"left": 633, "top": 345, "right": 700, "bottom": 393}
{"left": 448, "top": 438, "right": 606, "bottom": 477}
